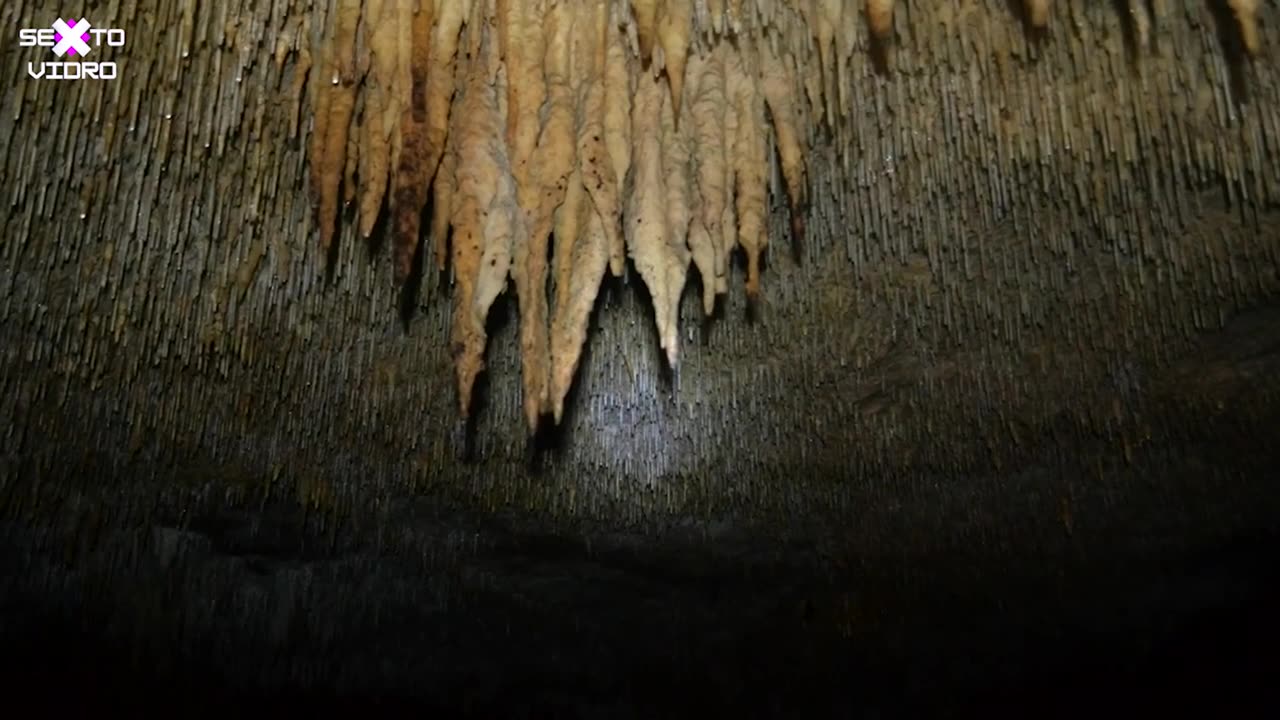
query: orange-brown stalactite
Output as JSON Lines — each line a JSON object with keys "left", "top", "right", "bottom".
{"left": 390, "top": 0, "right": 436, "bottom": 283}
{"left": 1025, "top": 0, "right": 1050, "bottom": 29}
{"left": 310, "top": 0, "right": 362, "bottom": 257}
{"left": 632, "top": 0, "right": 660, "bottom": 65}
{"left": 1228, "top": 0, "right": 1260, "bottom": 57}
{"left": 866, "top": 0, "right": 894, "bottom": 42}
{"left": 656, "top": 0, "right": 692, "bottom": 127}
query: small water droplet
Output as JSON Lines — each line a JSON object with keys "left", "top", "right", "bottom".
{"left": 182, "top": 51, "right": 189, "bottom": 58}
{"left": 79, "top": 213, "right": 87, "bottom": 220}
{"left": 165, "top": 113, "right": 172, "bottom": 119}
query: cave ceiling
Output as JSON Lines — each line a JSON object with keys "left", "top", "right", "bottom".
{"left": 1, "top": 1, "right": 1279, "bottom": 712}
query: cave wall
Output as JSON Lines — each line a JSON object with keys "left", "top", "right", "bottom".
{"left": 2, "top": 0, "right": 1277, "bottom": 520}
{"left": 2, "top": 2, "right": 1280, "bottom": 711}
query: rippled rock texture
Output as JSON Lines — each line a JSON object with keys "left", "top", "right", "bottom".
{"left": 2, "top": 1, "right": 1279, "bottom": 716}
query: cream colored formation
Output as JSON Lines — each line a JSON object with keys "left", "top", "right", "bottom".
{"left": 306, "top": 0, "right": 1264, "bottom": 432}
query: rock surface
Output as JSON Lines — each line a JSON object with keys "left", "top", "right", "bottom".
{"left": 1, "top": 1, "right": 1279, "bottom": 715}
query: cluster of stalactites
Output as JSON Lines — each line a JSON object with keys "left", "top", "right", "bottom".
{"left": 1022, "top": 1, "right": 1259, "bottom": 52}
{"left": 305, "top": 0, "right": 1264, "bottom": 433}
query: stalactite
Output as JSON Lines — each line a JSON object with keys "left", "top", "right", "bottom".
{"left": 1228, "top": 0, "right": 1260, "bottom": 57}
{"left": 309, "top": 0, "right": 361, "bottom": 256}
{"left": 1025, "top": 0, "right": 1051, "bottom": 29}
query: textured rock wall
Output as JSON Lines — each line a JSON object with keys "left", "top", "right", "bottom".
{"left": 2, "top": 2, "right": 1280, "bottom": 712}
{"left": 0, "top": 1, "right": 1278, "bottom": 532}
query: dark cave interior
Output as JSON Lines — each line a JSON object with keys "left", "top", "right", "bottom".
{"left": 4, "top": 1, "right": 1280, "bottom": 717}
{"left": 3, "top": 309, "right": 1278, "bottom": 718}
